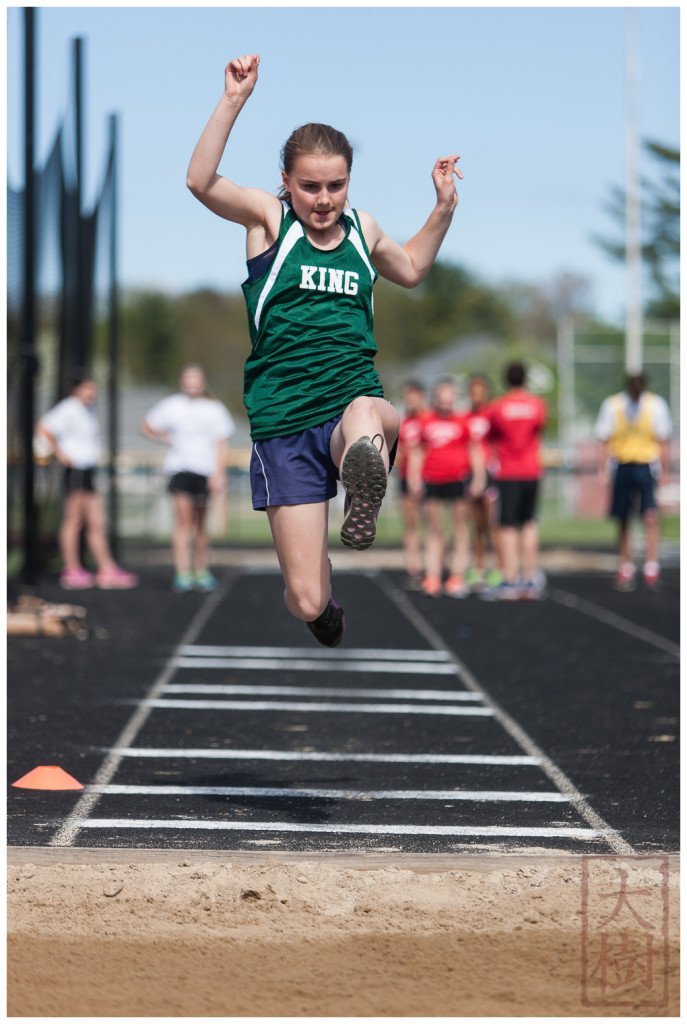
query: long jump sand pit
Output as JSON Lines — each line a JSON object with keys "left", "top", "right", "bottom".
{"left": 8, "top": 851, "right": 679, "bottom": 1016}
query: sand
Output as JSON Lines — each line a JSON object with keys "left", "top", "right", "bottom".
{"left": 7, "top": 851, "right": 679, "bottom": 1017}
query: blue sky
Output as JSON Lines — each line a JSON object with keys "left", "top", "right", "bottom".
{"left": 6, "top": 5, "right": 680, "bottom": 324}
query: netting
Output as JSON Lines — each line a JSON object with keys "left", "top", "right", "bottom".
{"left": 7, "top": 43, "right": 118, "bottom": 572}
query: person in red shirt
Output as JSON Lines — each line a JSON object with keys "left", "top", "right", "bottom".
{"left": 396, "top": 380, "right": 430, "bottom": 586}
{"left": 466, "top": 373, "right": 502, "bottom": 591}
{"left": 481, "top": 362, "right": 547, "bottom": 600}
{"left": 407, "top": 377, "right": 485, "bottom": 598}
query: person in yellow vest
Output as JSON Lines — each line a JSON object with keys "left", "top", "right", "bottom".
{"left": 595, "top": 373, "right": 672, "bottom": 591}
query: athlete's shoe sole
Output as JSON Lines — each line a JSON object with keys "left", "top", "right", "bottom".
{"left": 340, "top": 436, "right": 387, "bottom": 551}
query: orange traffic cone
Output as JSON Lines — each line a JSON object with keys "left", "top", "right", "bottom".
{"left": 12, "top": 766, "right": 84, "bottom": 790}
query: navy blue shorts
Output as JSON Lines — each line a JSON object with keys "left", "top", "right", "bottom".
{"left": 610, "top": 462, "right": 657, "bottom": 521}
{"left": 250, "top": 414, "right": 343, "bottom": 511}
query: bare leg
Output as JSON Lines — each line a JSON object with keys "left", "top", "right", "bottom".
{"left": 83, "top": 493, "right": 116, "bottom": 571}
{"left": 401, "top": 492, "right": 424, "bottom": 577}
{"left": 59, "top": 493, "right": 87, "bottom": 571}
{"left": 172, "top": 494, "right": 195, "bottom": 575}
{"left": 499, "top": 526, "right": 519, "bottom": 584}
{"left": 520, "top": 520, "right": 540, "bottom": 580}
{"left": 470, "top": 500, "right": 488, "bottom": 572}
{"left": 267, "top": 502, "right": 331, "bottom": 621}
{"left": 424, "top": 499, "right": 446, "bottom": 583}
{"left": 329, "top": 396, "right": 400, "bottom": 473}
{"left": 617, "top": 519, "right": 632, "bottom": 567}
{"left": 449, "top": 499, "right": 470, "bottom": 577}
{"left": 193, "top": 500, "right": 210, "bottom": 573}
{"left": 643, "top": 509, "right": 660, "bottom": 565}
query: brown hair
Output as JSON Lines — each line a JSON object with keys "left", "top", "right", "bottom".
{"left": 279, "top": 123, "right": 353, "bottom": 202}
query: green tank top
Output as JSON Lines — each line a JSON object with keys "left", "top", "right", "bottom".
{"left": 241, "top": 202, "right": 384, "bottom": 440}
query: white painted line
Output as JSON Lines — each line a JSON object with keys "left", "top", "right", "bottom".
{"left": 75, "top": 819, "right": 607, "bottom": 840}
{"left": 141, "top": 698, "right": 495, "bottom": 716}
{"left": 173, "top": 657, "right": 459, "bottom": 674}
{"left": 89, "top": 783, "right": 569, "bottom": 803}
{"left": 49, "top": 576, "right": 236, "bottom": 848}
{"left": 108, "top": 748, "right": 540, "bottom": 766}
{"left": 164, "top": 683, "right": 481, "bottom": 702}
{"left": 375, "top": 575, "right": 636, "bottom": 856}
{"left": 548, "top": 587, "right": 680, "bottom": 660}
{"left": 179, "top": 645, "right": 451, "bottom": 662}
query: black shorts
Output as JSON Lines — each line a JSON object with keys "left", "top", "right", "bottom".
{"left": 610, "top": 462, "right": 657, "bottom": 521}
{"left": 424, "top": 479, "right": 469, "bottom": 501}
{"left": 168, "top": 471, "right": 210, "bottom": 503}
{"left": 497, "top": 479, "right": 540, "bottom": 526}
{"left": 64, "top": 467, "right": 96, "bottom": 494}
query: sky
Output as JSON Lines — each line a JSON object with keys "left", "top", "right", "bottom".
{"left": 6, "top": 4, "right": 681, "bottom": 325}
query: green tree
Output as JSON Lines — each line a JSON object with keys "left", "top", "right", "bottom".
{"left": 594, "top": 139, "right": 679, "bottom": 318}
{"left": 122, "top": 290, "right": 180, "bottom": 384}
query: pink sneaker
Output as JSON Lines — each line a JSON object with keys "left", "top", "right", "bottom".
{"left": 96, "top": 565, "right": 139, "bottom": 590}
{"left": 60, "top": 567, "right": 95, "bottom": 590}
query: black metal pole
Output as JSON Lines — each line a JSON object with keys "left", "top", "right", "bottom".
{"left": 21, "top": 6, "right": 37, "bottom": 584}
{"left": 73, "top": 36, "right": 87, "bottom": 369}
{"left": 107, "top": 113, "right": 120, "bottom": 559}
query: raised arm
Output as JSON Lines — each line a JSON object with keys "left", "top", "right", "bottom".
{"left": 359, "top": 155, "right": 462, "bottom": 288}
{"left": 186, "top": 54, "right": 280, "bottom": 235}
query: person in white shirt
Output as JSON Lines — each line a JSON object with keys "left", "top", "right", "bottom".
{"left": 142, "top": 364, "right": 236, "bottom": 591}
{"left": 35, "top": 374, "right": 139, "bottom": 590}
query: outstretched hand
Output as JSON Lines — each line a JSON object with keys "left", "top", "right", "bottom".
{"left": 432, "top": 155, "right": 462, "bottom": 210}
{"left": 225, "top": 54, "right": 260, "bottom": 102}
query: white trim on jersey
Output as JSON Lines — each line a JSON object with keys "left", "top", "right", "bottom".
{"left": 254, "top": 220, "right": 305, "bottom": 331}
{"left": 347, "top": 225, "right": 377, "bottom": 285}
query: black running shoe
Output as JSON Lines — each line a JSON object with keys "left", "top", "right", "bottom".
{"left": 306, "top": 597, "right": 345, "bottom": 647}
{"left": 340, "top": 435, "right": 387, "bottom": 550}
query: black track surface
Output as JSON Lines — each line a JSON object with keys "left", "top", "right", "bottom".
{"left": 8, "top": 564, "right": 679, "bottom": 855}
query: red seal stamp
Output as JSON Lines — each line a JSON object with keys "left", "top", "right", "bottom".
{"left": 581, "top": 856, "right": 670, "bottom": 1009}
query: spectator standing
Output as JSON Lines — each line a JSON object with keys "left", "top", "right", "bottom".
{"left": 465, "top": 373, "right": 502, "bottom": 591}
{"left": 35, "top": 374, "right": 139, "bottom": 590}
{"left": 594, "top": 373, "right": 672, "bottom": 591}
{"left": 480, "top": 362, "right": 547, "bottom": 601}
{"left": 396, "top": 380, "right": 430, "bottom": 587}
{"left": 142, "top": 364, "right": 236, "bottom": 592}
{"left": 408, "top": 377, "right": 485, "bottom": 598}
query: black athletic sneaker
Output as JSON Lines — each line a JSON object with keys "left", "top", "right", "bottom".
{"left": 306, "top": 597, "right": 345, "bottom": 647}
{"left": 340, "top": 435, "right": 387, "bottom": 550}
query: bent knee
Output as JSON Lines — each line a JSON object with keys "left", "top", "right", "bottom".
{"left": 345, "top": 395, "right": 378, "bottom": 420}
{"left": 285, "top": 583, "right": 329, "bottom": 622}
{"left": 643, "top": 507, "right": 659, "bottom": 523}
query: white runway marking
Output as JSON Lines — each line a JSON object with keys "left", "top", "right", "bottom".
{"left": 376, "top": 575, "right": 636, "bottom": 856}
{"left": 49, "top": 576, "right": 236, "bottom": 848}
{"left": 140, "top": 698, "right": 495, "bottom": 716}
{"left": 89, "top": 783, "right": 569, "bottom": 802}
{"left": 548, "top": 587, "right": 680, "bottom": 659}
{"left": 75, "top": 819, "right": 607, "bottom": 840}
{"left": 180, "top": 645, "right": 452, "bottom": 662}
{"left": 164, "top": 683, "right": 481, "bottom": 702}
{"left": 173, "top": 657, "right": 459, "bottom": 674}
{"left": 108, "top": 748, "right": 540, "bottom": 766}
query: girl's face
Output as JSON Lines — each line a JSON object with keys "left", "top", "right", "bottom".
{"left": 74, "top": 380, "right": 98, "bottom": 405}
{"left": 403, "top": 387, "right": 426, "bottom": 416}
{"left": 282, "top": 153, "right": 350, "bottom": 236}
{"left": 434, "top": 383, "right": 456, "bottom": 414}
{"left": 181, "top": 368, "right": 206, "bottom": 397}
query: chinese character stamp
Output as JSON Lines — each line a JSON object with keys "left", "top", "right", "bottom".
{"left": 581, "top": 856, "right": 670, "bottom": 1008}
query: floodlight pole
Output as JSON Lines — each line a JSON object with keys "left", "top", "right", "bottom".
{"left": 624, "top": 8, "right": 642, "bottom": 375}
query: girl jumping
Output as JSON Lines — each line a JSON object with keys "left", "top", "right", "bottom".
{"left": 186, "top": 53, "right": 462, "bottom": 646}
